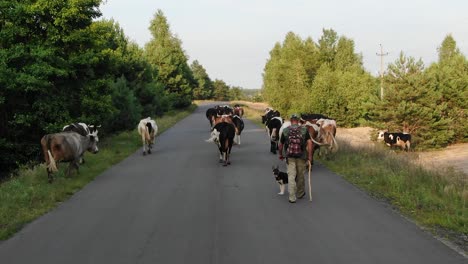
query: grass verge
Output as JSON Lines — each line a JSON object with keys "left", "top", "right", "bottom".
{"left": 240, "top": 101, "right": 467, "bottom": 251}
{"left": 0, "top": 104, "right": 196, "bottom": 240}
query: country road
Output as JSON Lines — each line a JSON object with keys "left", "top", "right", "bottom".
{"left": 0, "top": 103, "right": 465, "bottom": 264}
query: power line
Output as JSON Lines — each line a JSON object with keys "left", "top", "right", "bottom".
{"left": 376, "top": 44, "right": 389, "bottom": 100}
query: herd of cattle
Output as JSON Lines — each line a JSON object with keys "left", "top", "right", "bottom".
{"left": 40, "top": 117, "right": 158, "bottom": 183}
{"left": 39, "top": 103, "right": 412, "bottom": 182}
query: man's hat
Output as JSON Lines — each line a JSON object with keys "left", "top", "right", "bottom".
{"left": 290, "top": 113, "right": 299, "bottom": 120}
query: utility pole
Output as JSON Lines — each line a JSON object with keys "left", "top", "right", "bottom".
{"left": 376, "top": 44, "right": 388, "bottom": 100}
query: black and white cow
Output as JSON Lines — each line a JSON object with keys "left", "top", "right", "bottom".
{"left": 206, "top": 107, "right": 218, "bottom": 128}
{"left": 206, "top": 122, "right": 235, "bottom": 166}
{"left": 63, "top": 123, "right": 100, "bottom": 163}
{"left": 232, "top": 115, "right": 245, "bottom": 145}
{"left": 378, "top": 131, "right": 411, "bottom": 151}
{"left": 267, "top": 116, "right": 283, "bottom": 154}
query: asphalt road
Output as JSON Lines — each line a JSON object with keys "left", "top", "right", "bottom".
{"left": 0, "top": 103, "right": 465, "bottom": 264}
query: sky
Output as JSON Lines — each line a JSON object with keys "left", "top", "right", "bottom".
{"left": 100, "top": 0, "right": 468, "bottom": 89}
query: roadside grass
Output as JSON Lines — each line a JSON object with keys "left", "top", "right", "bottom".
{"left": 0, "top": 105, "right": 196, "bottom": 240}
{"left": 321, "top": 141, "right": 467, "bottom": 235}
{"left": 239, "top": 102, "right": 467, "bottom": 237}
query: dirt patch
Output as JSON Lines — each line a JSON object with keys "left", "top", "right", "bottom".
{"left": 337, "top": 127, "right": 468, "bottom": 176}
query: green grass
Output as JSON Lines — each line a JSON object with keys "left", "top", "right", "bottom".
{"left": 240, "top": 102, "right": 467, "bottom": 236}
{"left": 0, "top": 104, "right": 196, "bottom": 240}
{"left": 321, "top": 141, "right": 467, "bottom": 234}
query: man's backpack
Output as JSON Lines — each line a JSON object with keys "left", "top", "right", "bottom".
{"left": 287, "top": 126, "right": 304, "bottom": 158}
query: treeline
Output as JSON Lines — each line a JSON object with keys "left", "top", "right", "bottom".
{"left": 262, "top": 29, "right": 467, "bottom": 149}
{"left": 0, "top": 2, "right": 235, "bottom": 176}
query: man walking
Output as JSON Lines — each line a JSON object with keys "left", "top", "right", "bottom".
{"left": 278, "top": 114, "right": 313, "bottom": 203}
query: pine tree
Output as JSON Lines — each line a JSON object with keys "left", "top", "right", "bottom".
{"left": 191, "top": 60, "right": 214, "bottom": 100}
{"left": 145, "top": 10, "right": 194, "bottom": 108}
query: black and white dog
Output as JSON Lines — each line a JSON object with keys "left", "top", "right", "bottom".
{"left": 272, "top": 165, "right": 288, "bottom": 195}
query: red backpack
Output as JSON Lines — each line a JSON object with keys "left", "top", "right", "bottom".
{"left": 287, "top": 126, "right": 304, "bottom": 158}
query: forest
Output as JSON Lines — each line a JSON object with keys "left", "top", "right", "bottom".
{"left": 0, "top": 1, "right": 239, "bottom": 177}
{"left": 262, "top": 29, "right": 467, "bottom": 148}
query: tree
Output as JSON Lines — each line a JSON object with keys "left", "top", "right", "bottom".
{"left": 0, "top": 0, "right": 106, "bottom": 174}
{"left": 106, "top": 76, "right": 142, "bottom": 131}
{"left": 317, "top": 29, "right": 338, "bottom": 65}
{"left": 191, "top": 60, "right": 214, "bottom": 100}
{"left": 438, "top": 34, "right": 460, "bottom": 63}
{"left": 145, "top": 10, "right": 194, "bottom": 108}
{"left": 212, "top": 79, "right": 230, "bottom": 101}
{"left": 229, "top": 86, "right": 243, "bottom": 101}
{"left": 375, "top": 52, "right": 453, "bottom": 148}
{"left": 425, "top": 35, "right": 468, "bottom": 143}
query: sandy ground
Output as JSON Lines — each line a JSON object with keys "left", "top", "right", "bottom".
{"left": 338, "top": 126, "right": 468, "bottom": 176}
{"left": 234, "top": 101, "right": 468, "bottom": 176}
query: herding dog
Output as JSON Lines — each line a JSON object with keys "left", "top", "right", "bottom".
{"left": 273, "top": 165, "right": 288, "bottom": 195}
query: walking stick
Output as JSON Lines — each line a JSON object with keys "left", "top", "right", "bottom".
{"left": 308, "top": 160, "right": 312, "bottom": 201}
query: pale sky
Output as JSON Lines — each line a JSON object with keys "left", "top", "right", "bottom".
{"left": 100, "top": 0, "right": 468, "bottom": 89}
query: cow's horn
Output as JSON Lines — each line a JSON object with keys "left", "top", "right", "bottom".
{"left": 311, "top": 137, "right": 329, "bottom": 146}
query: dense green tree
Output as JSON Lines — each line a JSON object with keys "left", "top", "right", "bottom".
{"left": 106, "top": 76, "right": 142, "bottom": 132}
{"left": 437, "top": 34, "right": 460, "bottom": 63}
{"left": 229, "top": 86, "right": 243, "bottom": 101}
{"left": 375, "top": 52, "right": 453, "bottom": 148}
{"left": 425, "top": 35, "right": 468, "bottom": 143}
{"left": 145, "top": 10, "right": 194, "bottom": 108}
{"left": 191, "top": 60, "right": 214, "bottom": 100}
{"left": 212, "top": 79, "right": 230, "bottom": 101}
{"left": 0, "top": 0, "right": 106, "bottom": 172}
{"left": 317, "top": 29, "right": 338, "bottom": 65}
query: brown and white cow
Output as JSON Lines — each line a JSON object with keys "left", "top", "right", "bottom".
{"left": 41, "top": 132, "right": 99, "bottom": 183}
{"left": 233, "top": 104, "right": 244, "bottom": 118}
{"left": 283, "top": 116, "right": 338, "bottom": 158}
{"left": 138, "top": 117, "right": 158, "bottom": 155}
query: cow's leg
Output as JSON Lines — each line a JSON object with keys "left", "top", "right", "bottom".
{"left": 237, "top": 134, "right": 241, "bottom": 145}
{"left": 148, "top": 143, "right": 152, "bottom": 154}
{"left": 223, "top": 152, "right": 228, "bottom": 166}
{"left": 47, "top": 167, "right": 53, "bottom": 183}
{"left": 270, "top": 141, "right": 277, "bottom": 154}
{"left": 66, "top": 163, "right": 73, "bottom": 177}
{"left": 74, "top": 161, "right": 80, "bottom": 174}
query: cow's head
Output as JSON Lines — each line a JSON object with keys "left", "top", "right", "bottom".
{"left": 377, "top": 130, "right": 387, "bottom": 141}
{"left": 88, "top": 135, "right": 99, "bottom": 154}
{"left": 206, "top": 129, "right": 221, "bottom": 146}
{"left": 88, "top": 125, "right": 100, "bottom": 143}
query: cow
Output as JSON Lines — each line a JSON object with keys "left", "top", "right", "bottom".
{"left": 41, "top": 132, "right": 99, "bottom": 183}
{"left": 206, "top": 107, "right": 218, "bottom": 128}
{"left": 300, "top": 113, "right": 329, "bottom": 124}
{"left": 314, "top": 118, "right": 338, "bottom": 156}
{"left": 378, "top": 130, "right": 411, "bottom": 151}
{"left": 62, "top": 122, "right": 100, "bottom": 164}
{"left": 137, "top": 117, "right": 158, "bottom": 155}
{"left": 297, "top": 116, "right": 338, "bottom": 158}
{"left": 232, "top": 115, "right": 245, "bottom": 145}
{"left": 267, "top": 116, "right": 283, "bottom": 154}
{"left": 216, "top": 105, "right": 234, "bottom": 116}
{"left": 206, "top": 122, "right": 235, "bottom": 166}
{"left": 261, "top": 109, "right": 280, "bottom": 125}
{"left": 213, "top": 115, "right": 239, "bottom": 136}
{"left": 233, "top": 104, "right": 244, "bottom": 118}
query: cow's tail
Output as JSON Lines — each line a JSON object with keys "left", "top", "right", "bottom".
{"left": 331, "top": 132, "right": 338, "bottom": 152}
{"left": 144, "top": 126, "right": 151, "bottom": 142}
{"left": 47, "top": 150, "right": 58, "bottom": 172}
